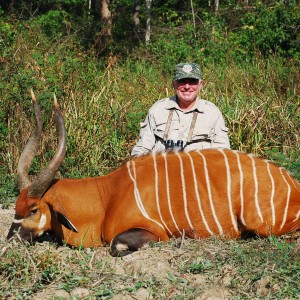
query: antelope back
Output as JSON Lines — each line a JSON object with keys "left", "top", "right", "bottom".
{"left": 106, "top": 149, "right": 300, "bottom": 240}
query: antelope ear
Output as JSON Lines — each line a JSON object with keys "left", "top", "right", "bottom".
{"left": 55, "top": 211, "right": 78, "bottom": 233}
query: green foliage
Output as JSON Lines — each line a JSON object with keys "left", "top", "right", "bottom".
{"left": 184, "top": 258, "right": 212, "bottom": 274}
{"left": 0, "top": 19, "right": 15, "bottom": 48}
{"left": 267, "top": 149, "right": 300, "bottom": 180}
{"left": 37, "top": 10, "right": 69, "bottom": 38}
{"left": 230, "top": 2, "right": 300, "bottom": 59}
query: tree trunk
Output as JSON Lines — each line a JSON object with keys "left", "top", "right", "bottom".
{"left": 101, "top": 0, "right": 112, "bottom": 37}
{"left": 214, "top": 0, "right": 219, "bottom": 16}
{"left": 95, "top": 0, "right": 112, "bottom": 54}
{"left": 145, "top": 0, "right": 152, "bottom": 44}
{"left": 133, "top": 0, "right": 140, "bottom": 27}
{"left": 190, "top": 0, "right": 196, "bottom": 37}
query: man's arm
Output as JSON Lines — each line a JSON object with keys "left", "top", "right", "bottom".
{"left": 211, "top": 114, "right": 231, "bottom": 149}
{"left": 131, "top": 113, "right": 156, "bottom": 157}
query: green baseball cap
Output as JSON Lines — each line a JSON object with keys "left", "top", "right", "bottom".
{"left": 174, "top": 63, "right": 201, "bottom": 80}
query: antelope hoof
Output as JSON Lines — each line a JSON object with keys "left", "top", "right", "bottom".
{"left": 109, "top": 228, "right": 159, "bottom": 257}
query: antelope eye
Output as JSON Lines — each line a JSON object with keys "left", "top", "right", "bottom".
{"left": 29, "top": 209, "right": 38, "bottom": 216}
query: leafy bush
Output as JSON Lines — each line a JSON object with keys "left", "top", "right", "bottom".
{"left": 231, "top": 2, "right": 300, "bottom": 59}
{"left": 37, "top": 10, "right": 69, "bottom": 38}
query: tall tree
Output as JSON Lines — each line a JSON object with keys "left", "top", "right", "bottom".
{"left": 145, "top": 0, "right": 151, "bottom": 44}
{"left": 95, "top": 0, "right": 112, "bottom": 54}
{"left": 101, "top": 0, "right": 112, "bottom": 37}
{"left": 133, "top": 0, "right": 140, "bottom": 27}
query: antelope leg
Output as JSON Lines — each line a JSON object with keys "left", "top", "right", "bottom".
{"left": 109, "top": 228, "right": 159, "bottom": 257}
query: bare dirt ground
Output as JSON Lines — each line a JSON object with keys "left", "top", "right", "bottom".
{"left": 1, "top": 207, "right": 299, "bottom": 299}
{"left": 0, "top": 207, "right": 231, "bottom": 299}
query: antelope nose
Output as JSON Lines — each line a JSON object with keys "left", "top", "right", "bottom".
{"left": 7, "top": 222, "right": 21, "bottom": 240}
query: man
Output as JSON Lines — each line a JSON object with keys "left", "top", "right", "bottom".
{"left": 131, "top": 63, "right": 230, "bottom": 156}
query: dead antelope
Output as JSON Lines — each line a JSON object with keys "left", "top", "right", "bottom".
{"left": 7, "top": 92, "right": 300, "bottom": 256}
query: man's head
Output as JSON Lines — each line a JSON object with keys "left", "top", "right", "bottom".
{"left": 172, "top": 63, "right": 202, "bottom": 110}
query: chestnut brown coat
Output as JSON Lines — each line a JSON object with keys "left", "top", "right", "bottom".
{"left": 7, "top": 93, "right": 300, "bottom": 256}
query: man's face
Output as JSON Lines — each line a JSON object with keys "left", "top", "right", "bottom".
{"left": 173, "top": 78, "right": 202, "bottom": 107}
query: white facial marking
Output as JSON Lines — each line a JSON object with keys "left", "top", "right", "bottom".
{"left": 13, "top": 218, "right": 24, "bottom": 224}
{"left": 38, "top": 213, "right": 47, "bottom": 230}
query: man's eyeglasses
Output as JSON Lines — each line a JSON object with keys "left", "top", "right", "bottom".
{"left": 175, "top": 78, "right": 200, "bottom": 85}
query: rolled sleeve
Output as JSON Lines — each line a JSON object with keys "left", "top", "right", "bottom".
{"left": 131, "top": 114, "right": 156, "bottom": 156}
{"left": 211, "top": 115, "right": 230, "bottom": 149}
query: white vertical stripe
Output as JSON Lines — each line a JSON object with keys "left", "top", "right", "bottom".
{"left": 265, "top": 160, "right": 276, "bottom": 226}
{"left": 286, "top": 172, "right": 300, "bottom": 192}
{"left": 152, "top": 155, "right": 172, "bottom": 235}
{"left": 234, "top": 151, "right": 246, "bottom": 226}
{"left": 248, "top": 154, "right": 264, "bottom": 222}
{"left": 279, "top": 168, "right": 292, "bottom": 230}
{"left": 163, "top": 153, "right": 182, "bottom": 234}
{"left": 294, "top": 210, "right": 300, "bottom": 222}
{"left": 175, "top": 152, "right": 194, "bottom": 231}
{"left": 219, "top": 150, "right": 238, "bottom": 232}
{"left": 196, "top": 151, "right": 223, "bottom": 235}
{"left": 186, "top": 152, "right": 213, "bottom": 235}
{"left": 127, "top": 161, "right": 164, "bottom": 230}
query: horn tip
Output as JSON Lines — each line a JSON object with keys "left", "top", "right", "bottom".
{"left": 53, "top": 94, "right": 59, "bottom": 109}
{"left": 30, "top": 89, "right": 36, "bottom": 103}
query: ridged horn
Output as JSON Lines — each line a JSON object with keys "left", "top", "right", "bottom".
{"left": 28, "top": 94, "right": 66, "bottom": 199}
{"left": 17, "top": 89, "right": 43, "bottom": 192}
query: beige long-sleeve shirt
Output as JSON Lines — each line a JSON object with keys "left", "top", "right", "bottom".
{"left": 131, "top": 96, "right": 230, "bottom": 156}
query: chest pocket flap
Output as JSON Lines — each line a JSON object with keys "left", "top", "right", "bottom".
{"left": 191, "top": 127, "right": 213, "bottom": 141}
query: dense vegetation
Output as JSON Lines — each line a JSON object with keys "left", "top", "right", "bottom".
{"left": 0, "top": 1, "right": 299, "bottom": 299}
{"left": 0, "top": 0, "right": 299, "bottom": 204}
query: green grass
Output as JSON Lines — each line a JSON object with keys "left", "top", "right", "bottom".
{"left": 0, "top": 237, "right": 299, "bottom": 299}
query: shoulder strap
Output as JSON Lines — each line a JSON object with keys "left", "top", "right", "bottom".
{"left": 163, "top": 109, "right": 174, "bottom": 141}
{"left": 187, "top": 111, "right": 198, "bottom": 143}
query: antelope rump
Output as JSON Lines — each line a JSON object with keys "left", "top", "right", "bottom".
{"left": 7, "top": 92, "right": 300, "bottom": 256}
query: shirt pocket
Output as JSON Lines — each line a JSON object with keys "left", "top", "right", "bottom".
{"left": 154, "top": 122, "right": 167, "bottom": 140}
{"left": 191, "top": 128, "right": 213, "bottom": 142}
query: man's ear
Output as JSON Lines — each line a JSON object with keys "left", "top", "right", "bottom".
{"left": 55, "top": 211, "right": 78, "bottom": 233}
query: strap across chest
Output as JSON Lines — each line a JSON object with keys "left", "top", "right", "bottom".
{"left": 163, "top": 109, "right": 198, "bottom": 143}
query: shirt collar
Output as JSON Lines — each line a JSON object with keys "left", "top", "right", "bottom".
{"left": 166, "top": 96, "right": 205, "bottom": 113}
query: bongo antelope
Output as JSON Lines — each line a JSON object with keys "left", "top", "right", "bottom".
{"left": 7, "top": 92, "right": 300, "bottom": 256}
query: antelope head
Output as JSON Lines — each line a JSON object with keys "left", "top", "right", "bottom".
{"left": 7, "top": 90, "right": 76, "bottom": 242}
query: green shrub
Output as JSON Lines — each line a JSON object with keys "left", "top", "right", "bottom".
{"left": 232, "top": 2, "right": 300, "bottom": 59}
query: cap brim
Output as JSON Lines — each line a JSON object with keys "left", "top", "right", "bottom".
{"left": 174, "top": 74, "right": 201, "bottom": 80}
